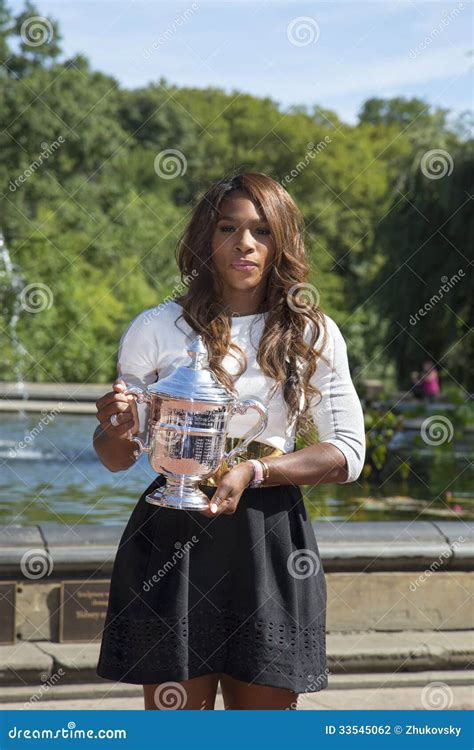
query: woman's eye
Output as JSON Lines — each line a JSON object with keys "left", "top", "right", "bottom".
{"left": 219, "top": 226, "right": 271, "bottom": 235}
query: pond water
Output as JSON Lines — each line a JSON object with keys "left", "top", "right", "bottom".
{"left": 0, "top": 413, "right": 472, "bottom": 526}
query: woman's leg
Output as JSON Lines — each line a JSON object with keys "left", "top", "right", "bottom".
{"left": 219, "top": 673, "right": 298, "bottom": 710}
{"left": 143, "top": 673, "right": 220, "bottom": 710}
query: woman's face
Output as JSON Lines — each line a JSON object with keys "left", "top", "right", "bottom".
{"left": 210, "top": 191, "right": 275, "bottom": 298}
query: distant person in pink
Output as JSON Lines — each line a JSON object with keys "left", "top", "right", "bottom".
{"left": 421, "top": 360, "right": 440, "bottom": 403}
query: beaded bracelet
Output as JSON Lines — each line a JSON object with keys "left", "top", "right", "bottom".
{"left": 248, "top": 458, "right": 270, "bottom": 488}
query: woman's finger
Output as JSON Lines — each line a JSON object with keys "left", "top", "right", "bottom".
{"left": 95, "top": 390, "right": 130, "bottom": 411}
{"left": 222, "top": 498, "right": 238, "bottom": 515}
{"left": 197, "top": 493, "right": 227, "bottom": 518}
{"left": 96, "top": 401, "right": 133, "bottom": 424}
{"left": 209, "top": 492, "right": 232, "bottom": 516}
{"left": 99, "top": 415, "right": 134, "bottom": 433}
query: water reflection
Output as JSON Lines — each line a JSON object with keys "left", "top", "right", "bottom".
{"left": 0, "top": 413, "right": 472, "bottom": 525}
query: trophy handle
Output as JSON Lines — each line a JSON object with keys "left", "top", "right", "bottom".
{"left": 223, "top": 398, "right": 268, "bottom": 468}
{"left": 124, "top": 385, "right": 152, "bottom": 458}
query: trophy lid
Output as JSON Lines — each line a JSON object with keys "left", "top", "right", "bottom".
{"left": 147, "top": 335, "right": 235, "bottom": 404}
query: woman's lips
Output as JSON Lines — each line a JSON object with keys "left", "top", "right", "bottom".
{"left": 231, "top": 262, "right": 258, "bottom": 271}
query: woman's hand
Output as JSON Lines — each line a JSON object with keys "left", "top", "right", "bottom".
{"left": 95, "top": 378, "right": 139, "bottom": 440}
{"left": 199, "top": 461, "right": 255, "bottom": 518}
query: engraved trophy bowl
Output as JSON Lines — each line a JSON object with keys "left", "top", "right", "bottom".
{"left": 124, "top": 335, "right": 268, "bottom": 510}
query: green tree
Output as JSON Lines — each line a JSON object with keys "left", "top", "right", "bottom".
{"left": 0, "top": 1, "right": 470, "bottom": 393}
{"left": 5, "top": 0, "right": 62, "bottom": 77}
{"left": 370, "top": 140, "right": 473, "bottom": 391}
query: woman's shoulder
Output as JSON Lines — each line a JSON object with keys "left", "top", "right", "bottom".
{"left": 304, "top": 311, "right": 347, "bottom": 353}
{"left": 123, "top": 299, "right": 183, "bottom": 333}
{"left": 118, "top": 300, "right": 187, "bottom": 353}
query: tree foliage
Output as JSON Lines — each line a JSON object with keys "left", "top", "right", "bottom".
{"left": 0, "top": 1, "right": 471, "bottom": 390}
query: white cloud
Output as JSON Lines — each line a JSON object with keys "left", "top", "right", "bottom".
{"left": 299, "top": 45, "right": 470, "bottom": 99}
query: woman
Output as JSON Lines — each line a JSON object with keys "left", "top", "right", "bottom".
{"left": 420, "top": 359, "right": 441, "bottom": 403}
{"left": 94, "top": 173, "right": 365, "bottom": 710}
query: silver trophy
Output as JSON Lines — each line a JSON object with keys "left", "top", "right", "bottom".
{"left": 124, "top": 335, "right": 268, "bottom": 510}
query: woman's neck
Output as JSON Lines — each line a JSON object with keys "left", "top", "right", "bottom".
{"left": 224, "top": 304, "right": 266, "bottom": 317}
{"left": 220, "top": 287, "right": 268, "bottom": 316}
{"left": 175, "top": 289, "right": 268, "bottom": 317}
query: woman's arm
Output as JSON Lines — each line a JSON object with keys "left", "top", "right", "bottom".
{"left": 93, "top": 424, "right": 137, "bottom": 472}
{"left": 258, "top": 315, "right": 365, "bottom": 487}
{"left": 93, "top": 309, "right": 160, "bottom": 473}
{"left": 198, "top": 314, "right": 365, "bottom": 516}
{"left": 93, "top": 380, "right": 139, "bottom": 472}
{"left": 253, "top": 441, "right": 349, "bottom": 486}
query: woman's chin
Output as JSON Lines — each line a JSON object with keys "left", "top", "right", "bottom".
{"left": 223, "top": 275, "right": 261, "bottom": 290}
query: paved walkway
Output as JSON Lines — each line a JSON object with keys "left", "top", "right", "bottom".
{"left": 1, "top": 673, "right": 472, "bottom": 711}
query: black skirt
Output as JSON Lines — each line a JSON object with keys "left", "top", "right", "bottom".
{"left": 96, "top": 474, "right": 328, "bottom": 694}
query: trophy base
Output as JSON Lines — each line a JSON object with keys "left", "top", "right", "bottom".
{"left": 145, "top": 477, "right": 211, "bottom": 511}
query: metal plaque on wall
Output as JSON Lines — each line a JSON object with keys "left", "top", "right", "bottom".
{"left": 59, "top": 580, "right": 110, "bottom": 642}
{"left": 0, "top": 582, "right": 16, "bottom": 644}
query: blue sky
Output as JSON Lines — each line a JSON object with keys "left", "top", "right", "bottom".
{"left": 22, "top": 0, "right": 473, "bottom": 124}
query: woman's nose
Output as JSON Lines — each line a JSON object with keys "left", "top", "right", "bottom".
{"left": 234, "top": 228, "right": 255, "bottom": 251}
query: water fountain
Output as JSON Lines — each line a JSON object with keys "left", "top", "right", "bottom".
{"left": 0, "top": 230, "right": 29, "bottom": 414}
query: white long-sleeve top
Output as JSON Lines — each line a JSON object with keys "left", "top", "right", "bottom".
{"left": 117, "top": 300, "right": 366, "bottom": 483}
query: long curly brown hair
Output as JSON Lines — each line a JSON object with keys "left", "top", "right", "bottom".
{"left": 174, "top": 172, "right": 328, "bottom": 440}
